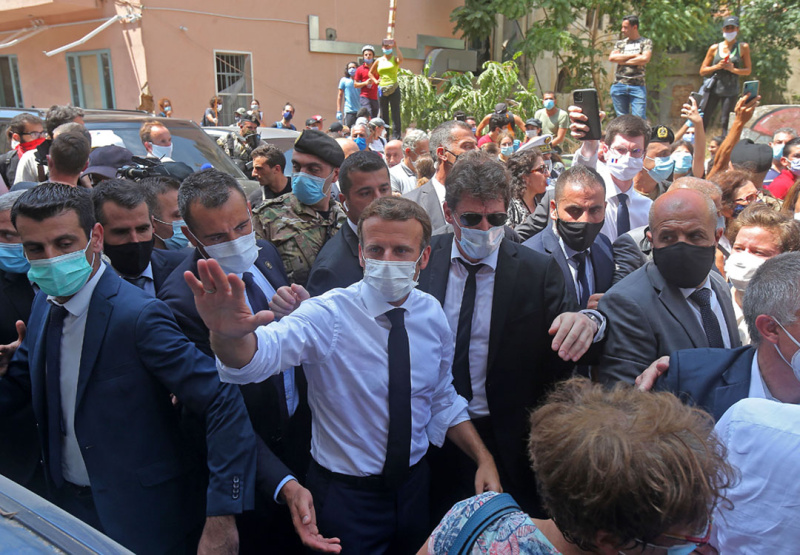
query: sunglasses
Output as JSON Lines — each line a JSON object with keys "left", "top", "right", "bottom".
{"left": 531, "top": 165, "right": 549, "bottom": 175}
{"left": 457, "top": 212, "right": 508, "bottom": 227}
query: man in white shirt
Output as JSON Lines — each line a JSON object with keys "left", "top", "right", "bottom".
{"left": 404, "top": 121, "right": 477, "bottom": 230}
{"left": 185, "top": 196, "right": 500, "bottom": 554}
{"left": 139, "top": 120, "right": 174, "bottom": 161}
{"left": 390, "top": 129, "right": 429, "bottom": 195}
{"left": 569, "top": 112, "right": 653, "bottom": 242}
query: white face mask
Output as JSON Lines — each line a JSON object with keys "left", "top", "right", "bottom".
{"left": 789, "top": 158, "right": 800, "bottom": 177}
{"left": 217, "top": 104, "right": 223, "bottom": 111}
{"left": 724, "top": 250, "right": 766, "bottom": 292}
{"left": 723, "top": 30, "right": 738, "bottom": 42}
{"left": 774, "top": 320, "right": 800, "bottom": 382}
{"left": 10, "top": 139, "right": 19, "bottom": 149}
{"left": 150, "top": 143, "right": 173, "bottom": 159}
{"left": 794, "top": 212, "right": 800, "bottom": 222}
{"left": 525, "top": 129, "right": 539, "bottom": 138}
{"left": 361, "top": 251, "right": 421, "bottom": 302}
{"left": 606, "top": 152, "right": 644, "bottom": 181}
{"left": 454, "top": 219, "right": 504, "bottom": 260}
{"left": 202, "top": 231, "right": 259, "bottom": 274}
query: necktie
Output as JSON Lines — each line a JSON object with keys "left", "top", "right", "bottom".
{"left": 689, "top": 288, "right": 725, "bottom": 348}
{"left": 124, "top": 275, "right": 149, "bottom": 290}
{"left": 45, "top": 304, "right": 69, "bottom": 488}
{"left": 453, "top": 260, "right": 483, "bottom": 402}
{"left": 384, "top": 308, "right": 411, "bottom": 485}
{"left": 242, "top": 271, "right": 289, "bottom": 424}
{"left": 572, "top": 251, "right": 591, "bottom": 308}
{"left": 616, "top": 193, "right": 630, "bottom": 236}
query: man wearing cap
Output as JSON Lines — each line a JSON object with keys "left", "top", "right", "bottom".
{"left": 217, "top": 112, "right": 265, "bottom": 171}
{"left": 139, "top": 120, "right": 174, "bottom": 161}
{"left": 534, "top": 92, "right": 569, "bottom": 148}
{"left": 305, "top": 115, "right": 324, "bottom": 132}
{"left": 328, "top": 122, "right": 345, "bottom": 138}
{"left": 523, "top": 118, "right": 542, "bottom": 143}
{"left": 83, "top": 145, "right": 134, "bottom": 186}
{"left": 354, "top": 45, "right": 379, "bottom": 117}
{"left": 253, "top": 130, "right": 347, "bottom": 286}
{"left": 633, "top": 125, "right": 675, "bottom": 200}
{"left": 608, "top": 15, "right": 652, "bottom": 119}
{"left": 390, "top": 129, "right": 429, "bottom": 195}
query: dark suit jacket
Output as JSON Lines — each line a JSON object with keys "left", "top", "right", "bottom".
{"left": 611, "top": 225, "right": 650, "bottom": 284}
{"left": 0, "top": 269, "right": 40, "bottom": 488}
{"left": 522, "top": 225, "right": 614, "bottom": 308}
{"left": 0, "top": 267, "right": 256, "bottom": 554}
{"left": 597, "top": 261, "right": 741, "bottom": 385}
{"left": 306, "top": 221, "right": 361, "bottom": 297}
{"left": 658, "top": 346, "right": 754, "bottom": 421}
{"left": 403, "top": 180, "right": 446, "bottom": 230}
{"left": 418, "top": 235, "right": 575, "bottom": 509}
{"left": 150, "top": 247, "right": 189, "bottom": 293}
{"left": 158, "top": 242, "right": 312, "bottom": 495}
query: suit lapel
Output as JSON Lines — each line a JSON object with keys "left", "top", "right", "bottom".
{"left": 342, "top": 223, "right": 359, "bottom": 258}
{"left": 590, "top": 238, "right": 614, "bottom": 294}
{"left": 487, "top": 240, "right": 517, "bottom": 371}
{"left": 75, "top": 270, "right": 116, "bottom": 410}
{"left": 649, "top": 263, "right": 708, "bottom": 348}
{"left": 423, "top": 235, "right": 452, "bottom": 305}
{"left": 254, "top": 242, "right": 288, "bottom": 289}
{"left": 29, "top": 296, "right": 50, "bottom": 425}
{"left": 542, "top": 228, "right": 577, "bottom": 305}
{"left": 710, "top": 273, "right": 741, "bottom": 347}
{"left": 714, "top": 348, "right": 755, "bottom": 418}
{"left": 421, "top": 184, "right": 445, "bottom": 229}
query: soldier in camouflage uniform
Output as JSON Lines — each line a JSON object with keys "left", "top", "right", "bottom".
{"left": 217, "top": 112, "right": 264, "bottom": 172}
{"left": 253, "top": 129, "right": 346, "bottom": 285}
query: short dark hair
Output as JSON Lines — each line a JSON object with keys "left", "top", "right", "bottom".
{"left": 140, "top": 176, "right": 181, "bottom": 219}
{"left": 782, "top": 136, "right": 800, "bottom": 158}
{"left": 44, "top": 105, "right": 84, "bottom": 137}
{"left": 344, "top": 61, "right": 358, "bottom": 77}
{"left": 49, "top": 131, "right": 91, "bottom": 175}
{"left": 9, "top": 113, "right": 43, "bottom": 137}
{"left": 622, "top": 14, "right": 639, "bottom": 27}
{"left": 11, "top": 182, "right": 95, "bottom": 238}
{"left": 605, "top": 114, "right": 651, "bottom": 150}
{"left": 251, "top": 144, "right": 286, "bottom": 172}
{"left": 357, "top": 196, "right": 432, "bottom": 253}
{"left": 670, "top": 140, "right": 694, "bottom": 157}
{"left": 554, "top": 164, "right": 606, "bottom": 202}
{"left": 339, "top": 150, "right": 390, "bottom": 197}
{"left": 489, "top": 114, "right": 508, "bottom": 132}
{"left": 444, "top": 150, "right": 512, "bottom": 211}
{"left": 178, "top": 169, "right": 247, "bottom": 230}
{"left": 92, "top": 178, "right": 151, "bottom": 225}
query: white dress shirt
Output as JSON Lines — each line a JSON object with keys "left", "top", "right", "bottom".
{"left": 111, "top": 260, "right": 155, "bottom": 297}
{"left": 431, "top": 176, "right": 446, "bottom": 215}
{"left": 443, "top": 241, "right": 499, "bottom": 418}
{"left": 48, "top": 263, "right": 106, "bottom": 486}
{"left": 746, "top": 349, "right": 777, "bottom": 401}
{"left": 217, "top": 281, "right": 469, "bottom": 476}
{"left": 679, "top": 276, "right": 732, "bottom": 349}
{"left": 573, "top": 149, "right": 652, "bottom": 241}
{"left": 390, "top": 160, "right": 417, "bottom": 195}
{"left": 712, "top": 397, "right": 800, "bottom": 553}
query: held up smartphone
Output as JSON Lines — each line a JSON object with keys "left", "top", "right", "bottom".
{"left": 743, "top": 80, "right": 759, "bottom": 102}
{"left": 690, "top": 91, "right": 703, "bottom": 107}
{"left": 572, "top": 89, "right": 602, "bottom": 141}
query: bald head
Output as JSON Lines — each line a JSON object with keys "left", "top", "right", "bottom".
{"left": 648, "top": 189, "right": 719, "bottom": 249}
{"left": 668, "top": 177, "right": 723, "bottom": 212}
{"left": 336, "top": 138, "right": 360, "bottom": 159}
{"left": 385, "top": 140, "right": 403, "bottom": 168}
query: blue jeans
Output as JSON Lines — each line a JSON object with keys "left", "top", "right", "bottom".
{"left": 610, "top": 82, "right": 647, "bottom": 118}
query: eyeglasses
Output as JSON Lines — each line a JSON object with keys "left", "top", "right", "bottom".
{"left": 21, "top": 131, "right": 45, "bottom": 139}
{"left": 735, "top": 193, "right": 758, "bottom": 204}
{"left": 531, "top": 165, "right": 549, "bottom": 175}
{"left": 637, "top": 519, "right": 713, "bottom": 554}
{"left": 457, "top": 212, "right": 508, "bottom": 227}
{"left": 609, "top": 146, "right": 645, "bottom": 159}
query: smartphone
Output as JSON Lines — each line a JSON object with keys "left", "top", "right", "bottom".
{"left": 572, "top": 89, "right": 602, "bottom": 141}
{"left": 743, "top": 80, "right": 759, "bottom": 101}
{"left": 690, "top": 91, "right": 703, "bottom": 107}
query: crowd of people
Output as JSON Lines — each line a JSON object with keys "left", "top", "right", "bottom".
{"left": 0, "top": 10, "right": 798, "bottom": 555}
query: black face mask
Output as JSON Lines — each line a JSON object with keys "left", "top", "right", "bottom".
{"left": 104, "top": 238, "right": 155, "bottom": 277}
{"left": 652, "top": 241, "right": 716, "bottom": 288}
{"left": 556, "top": 219, "right": 604, "bottom": 252}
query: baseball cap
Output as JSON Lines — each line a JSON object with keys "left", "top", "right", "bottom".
{"left": 329, "top": 122, "right": 344, "bottom": 133}
{"left": 305, "top": 118, "right": 318, "bottom": 127}
{"left": 731, "top": 139, "right": 772, "bottom": 173}
{"left": 722, "top": 15, "right": 739, "bottom": 27}
{"left": 525, "top": 118, "right": 542, "bottom": 128}
{"left": 83, "top": 145, "right": 134, "bottom": 179}
{"left": 494, "top": 103, "right": 508, "bottom": 114}
{"left": 369, "top": 117, "right": 388, "bottom": 129}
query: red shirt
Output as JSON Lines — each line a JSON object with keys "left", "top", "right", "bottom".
{"left": 477, "top": 135, "right": 495, "bottom": 147}
{"left": 766, "top": 169, "right": 796, "bottom": 200}
{"left": 354, "top": 64, "right": 378, "bottom": 100}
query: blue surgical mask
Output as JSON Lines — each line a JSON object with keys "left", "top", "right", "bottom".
{"left": 283, "top": 111, "right": 293, "bottom": 120}
{"left": 0, "top": 242, "right": 30, "bottom": 274}
{"left": 453, "top": 219, "right": 504, "bottom": 260}
{"left": 500, "top": 145, "right": 514, "bottom": 157}
{"left": 684, "top": 133, "right": 695, "bottom": 144}
{"left": 773, "top": 143, "right": 785, "bottom": 160}
{"left": 27, "top": 235, "right": 94, "bottom": 297}
{"left": 543, "top": 99, "right": 555, "bottom": 110}
{"left": 382, "top": 48, "right": 393, "bottom": 56}
{"left": 790, "top": 158, "right": 800, "bottom": 177}
{"left": 293, "top": 171, "right": 331, "bottom": 206}
{"left": 646, "top": 156, "right": 675, "bottom": 184}
{"left": 354, "top": 137, "right": 367, "bottom": 151}
{"left": 348, "top": 67, "right": 356, "bottom": 76}
{"left": 671, "top": 151, "right": 693, "bottom": 173}
{"left": 155, "top": 218, "right": 189, "bottom": 250}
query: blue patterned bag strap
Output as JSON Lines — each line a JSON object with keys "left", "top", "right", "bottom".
{"left": 450, "top": 493, "right": 521, "bottom": 554}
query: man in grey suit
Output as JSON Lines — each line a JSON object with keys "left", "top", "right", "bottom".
{"left": 597, "top": 187, "right": 740, "bottom": 384}
{"left": 404, "top": 121, "right": 477, "bottom": 230}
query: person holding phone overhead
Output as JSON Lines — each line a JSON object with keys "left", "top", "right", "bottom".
{"left": 370, "top": 39, "right": 403, "bottom": 140}
{"left": 700, "top": 15, "right": 752, "bottom": 135}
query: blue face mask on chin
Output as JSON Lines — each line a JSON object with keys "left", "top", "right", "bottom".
{"left": 0, "top": 242, "right": 31, "bottom": 274}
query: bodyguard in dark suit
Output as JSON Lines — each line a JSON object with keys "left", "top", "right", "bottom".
{"left": 418, "top": 151, "right": 606, "bottom": 519}
{"left": 157, "top": 169, "right": 314, "bottom": 552}
{"left": 404, "top": 120, "right": 478, "bottom": 231}
{"left": 598, "top": 188, "right": 741, "bottom": 385}
{"left": 523, "top": 165, "right": 614, "bottom": 309}
{"left": 306, "top": 150, "right": 393, "bottom": 296}
{"left": 1, "top": 183, "right": 256, "bottom": 554}
{"left": 92, "top": 179, "right": 186, "bottom": 296}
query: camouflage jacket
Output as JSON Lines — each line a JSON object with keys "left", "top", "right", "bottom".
{"left": 253, "top": 193, "right": 347, "bottom": 286}
{"left": 216, "top": 132, "right": 263, "bottom": 162}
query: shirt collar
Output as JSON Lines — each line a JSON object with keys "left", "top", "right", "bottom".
{"left": 347, "top": 218, "right": 358, "bottom": 234}
{"left": 679, "top": 275, "right": 712, "bottom": 299}
{"left": 358, "top": 279, "right": 411, "bottom": 318}
{"left": 749, "top": 348, "right": 777, "bottom": 401}
{"left": 448, "top": 235, "right": 499, "bottom": 271}
{"left": 49, "top": 263, "right": 106, "bottom": 318}
{"left": 431, "top": 176, "right": 446, "bottom": 205}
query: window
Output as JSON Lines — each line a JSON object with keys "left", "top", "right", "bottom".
{"left": 66, "top": 50, "right": 115, "bottom": 109}
{"left": 0, "top": 55, "right": 23, "bottom": 107}
{"left": 214, "top": 51, "right": 253, "bottom": 126}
